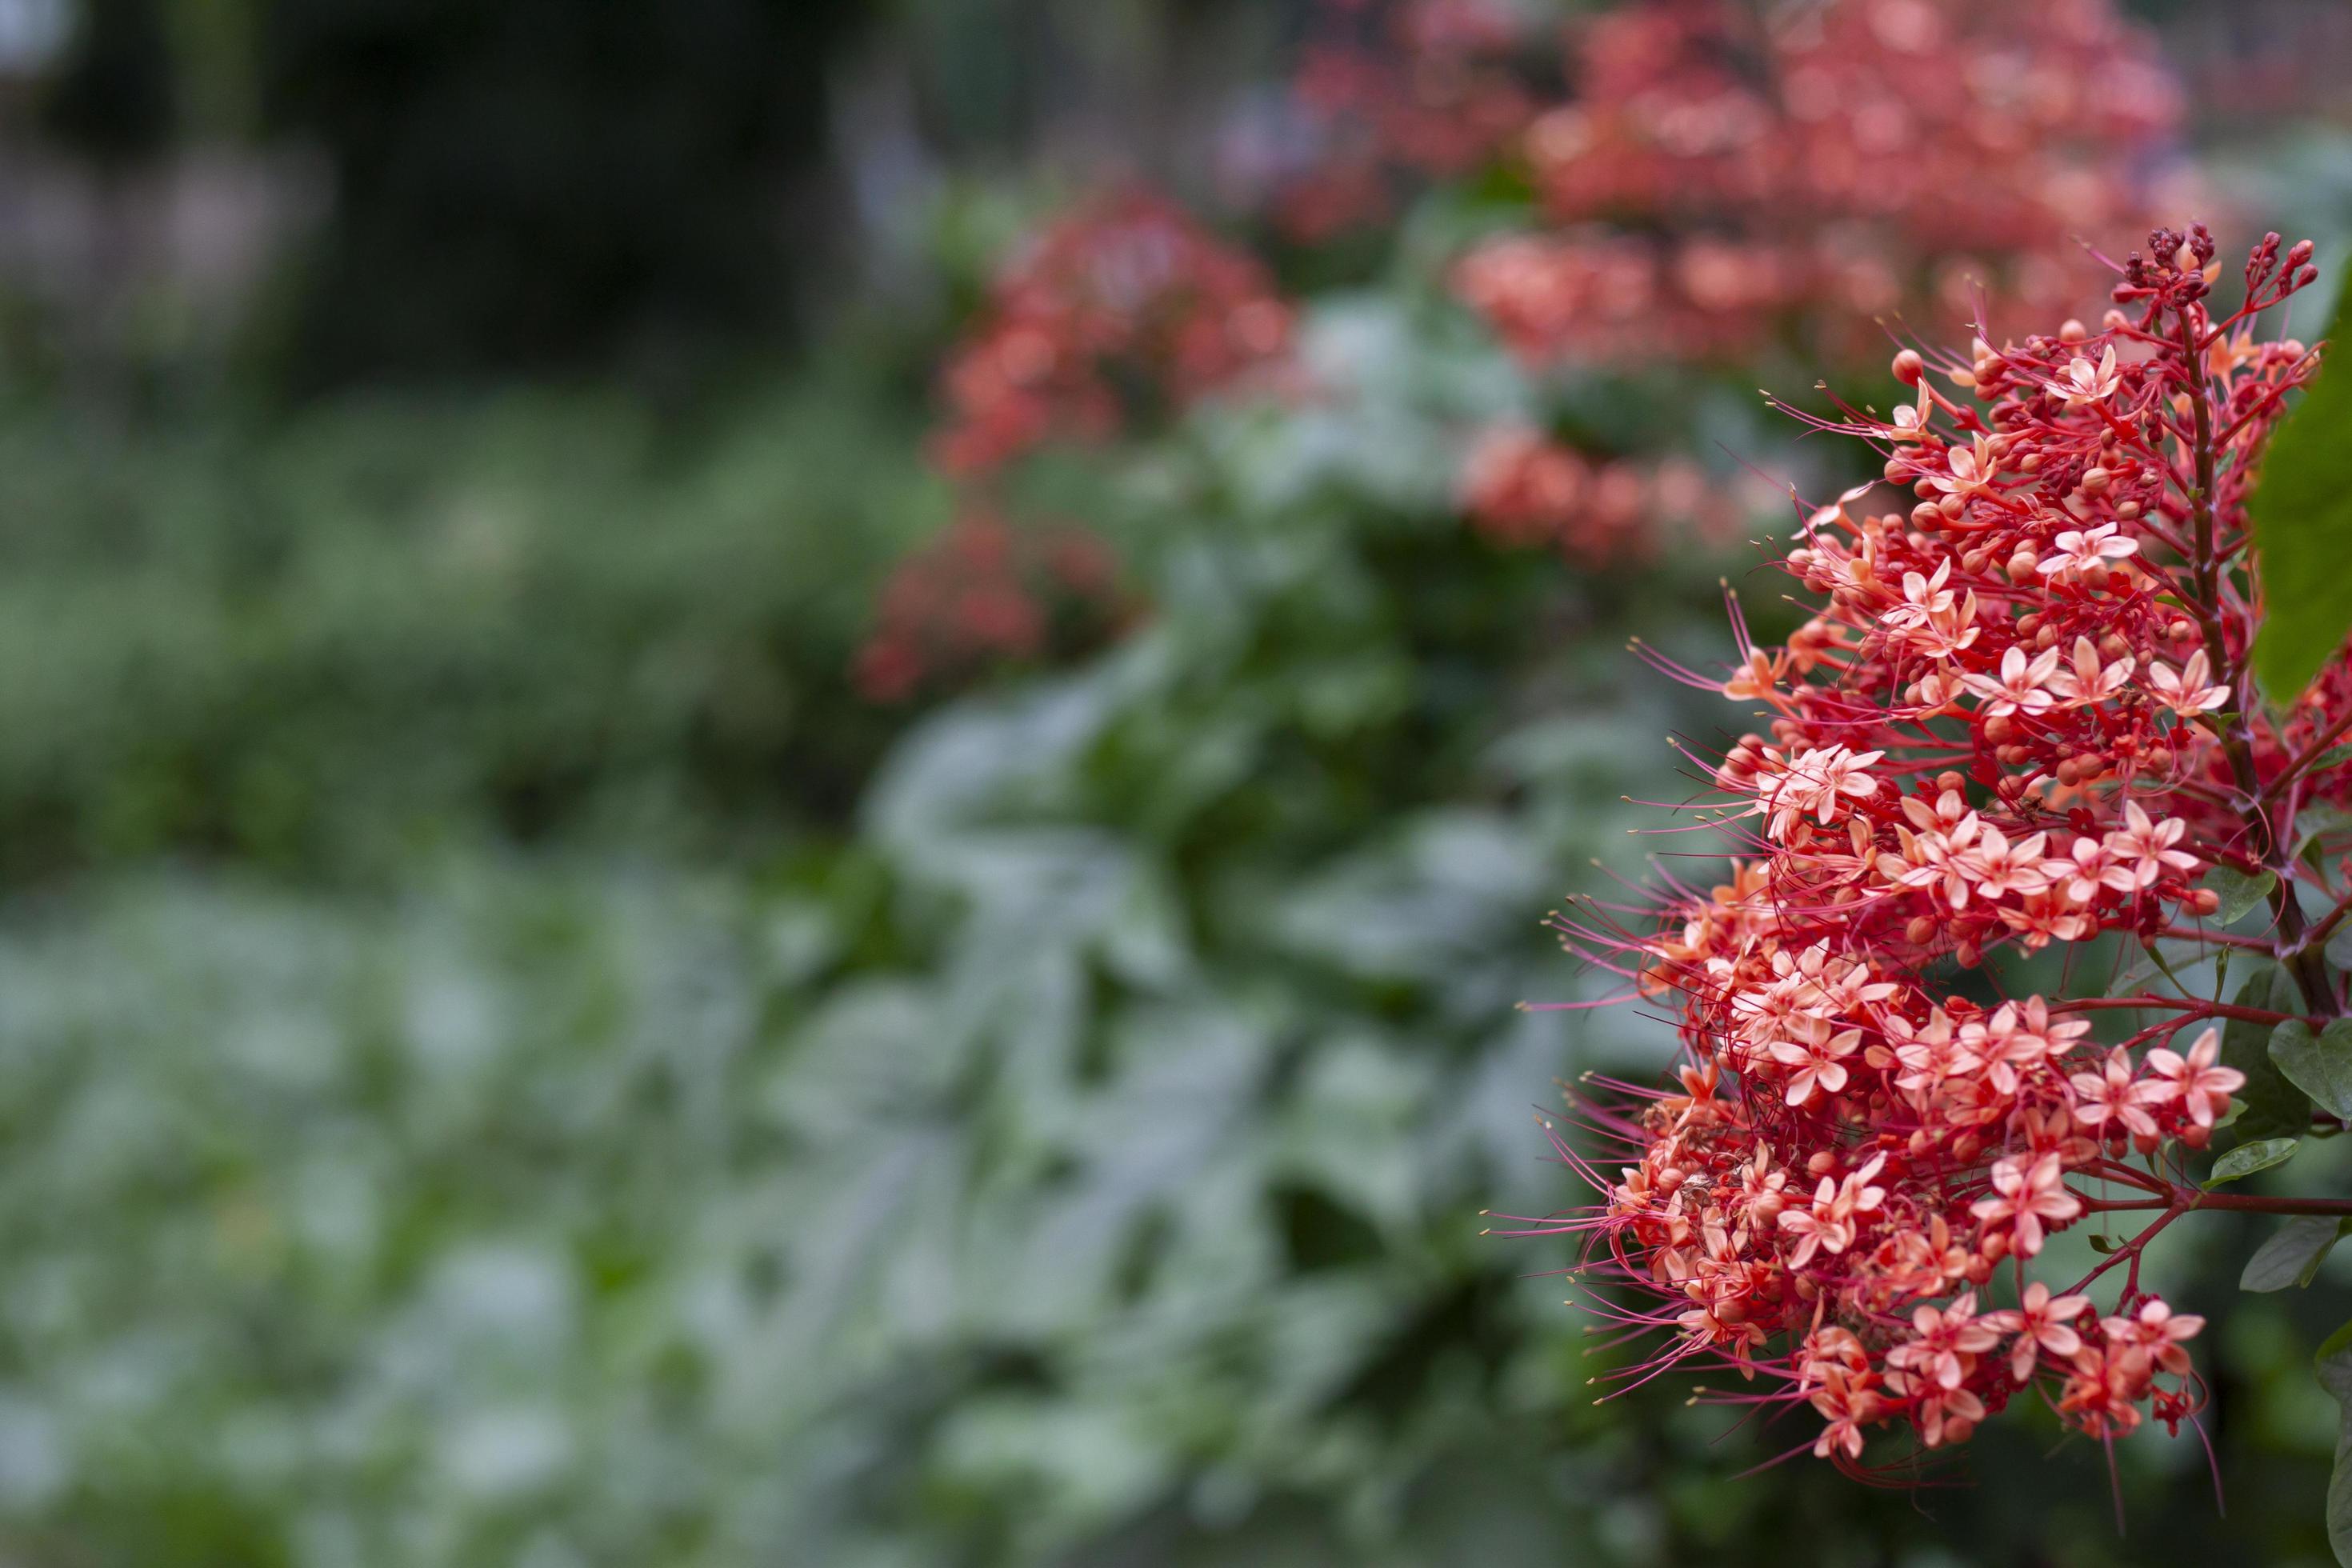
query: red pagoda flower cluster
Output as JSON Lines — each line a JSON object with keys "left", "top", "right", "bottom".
{"left": 853, "top": 509, "right": 1126, "bottom": 704}
{"left": 862, "top": 191, "right": 1291, "bottom": 702}
{"left": 1455, "top": 0, "right": 2188, "bottom": 368}
{"left": 932, "top": 190, "right": 1293, "bottom": 478}
{"left": 1266, "top": 0, "right": 1546, "bottom": 241}
{"left": 1509, "top": 226, "right": 2351, "bottom": 1471}
{"left": 1458, "top": 426, "right": 1736, "bottom": 568}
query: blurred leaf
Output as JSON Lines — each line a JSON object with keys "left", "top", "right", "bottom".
{"left": 2252, "top": 283, "right": 2352, "bottom": 700}
{"left": 2273, "top": 1018, "right": 2352, "bottom": 1122}
{"left": 2244, "top": 1216, "right": 2352, "bottom": 1291}
{"left": 2224, "top": 967, "right": 2312, "bottom": 1142}
{"left": 2315, "top": 1317, "right": 2352, "bottom": 1564}
{"left": 2206, "top": 866, "right": 2278, "bottom": 925}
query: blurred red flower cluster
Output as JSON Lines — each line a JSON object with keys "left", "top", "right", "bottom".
{"left": 1455, "top": 0, "right": 2188, "bottom": 366}
{"left": 1457, "top": 426, "right": 1736, "bottom": 566}
{"left": 860, "top": 193, "right": 1292, "bottom": 703}
{"left": 932, "top": 190, "right": 1294, "bottom": 478}
{"left": 853, "top": 509, "right": 1126, "bottom": 704}
{"left": 1269, "top": 0, "right": 1546, "bottom": 241}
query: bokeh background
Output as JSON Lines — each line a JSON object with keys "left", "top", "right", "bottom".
{"left": 2, "top": 0, "right": 2352, "bottom": 1563}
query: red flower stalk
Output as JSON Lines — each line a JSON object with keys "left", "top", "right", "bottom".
{"left": 1455, "top": 0, "right": 2190, "bottom": 368}
{"left": 854, "top": 508, "right": 1129, "bottom": 703}
{"left": 931, "top": 190, "right": 1293, "bottom": 477}
{"left": 1504, "top": 226, "right": 2352, "bottom": 1477}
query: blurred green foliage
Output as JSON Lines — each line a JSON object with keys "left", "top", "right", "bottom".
{"left": 0, "top": 275, "right": 2348, "bottom": 1566}
{"left": 11, "top": 5, "right": 2352, "bottom": 1557}
{"left": 0, "top": 361, "right": 932, "bottom": 883}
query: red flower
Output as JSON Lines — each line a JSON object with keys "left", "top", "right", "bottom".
{"left": 1499, "top": 226, "right": 2329, "bottom": 1474}
{"left": 932, "top": 191, "right": 1293, "bottom": 477}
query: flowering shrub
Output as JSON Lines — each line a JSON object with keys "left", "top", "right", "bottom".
{"left": 853, "top": 506, "right": 1126, "bottom": 702}
{"left": 1274, "top": 0, "right": 2194, "bottom": 582}
{"left": 1455, "top": 0, "right": 2188, "bottom": 368}
{"left": 1514, "top": 226, "right": 2352, "bottom": 1492}
{"left": 1458, "top": 426, "right": 1734, "bottom": 567}
{"left": 931, "top": 190, "right": 1293, "bottom": 477}
{"left": 857, "top": 190, "right": 1292, "bottom": 703}
{"left": 1266, "top": 0, "right": 1546, "bottom": 241}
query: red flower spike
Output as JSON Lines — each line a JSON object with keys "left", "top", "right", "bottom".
{"left": 1507, "top": 228, "right": 2351, "bottom": 1478}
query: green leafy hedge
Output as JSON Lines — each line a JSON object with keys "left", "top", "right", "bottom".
{"left": 0, "top": 365, "right": 933, "bottom": 882}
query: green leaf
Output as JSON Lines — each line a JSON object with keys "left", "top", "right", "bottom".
{"left": 2274, "top": 1018, "right": 2352, "bottom": 1122}
{"left": 2087, "top": 1234, "right": 2120, "bottom": 1254}
{"left": 2251, "top": 282, "right": 2352, "bottom": 700}
{"left": 2314, "top": 1318, "right": 2352, "bottom": 1563}
{"left": 2206, "top": 1136, "right": 2301, "bottom": 1186}
{"left": 2244, "top": 1216, "right": 2352, "bottom": 1291}
{"left": 2226, "top": 967, "right": 2315, "bottom": 1140}
{"left": 2205, "top": 866, "right": 2278, "bottom": 925}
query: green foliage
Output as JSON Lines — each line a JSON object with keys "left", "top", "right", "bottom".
{"left": 0, "top": 288, "right": 2340, "bottom": 1565}
{"left": 2209, "top": 1137, "right": 2302, "bottom": 1186}
{"left": 2206, "top": 865, "right": 2279, "bottom": 925}
{"left": 2227, "top": 967, "right": 2314, "bottom": 1142}
{"left": 0, "top": 365, "right": 934, "bottom": 881}
{"left": 2244, "top": 1217, "right": 2352, "bottom": 1291}
{"left": 2318, "top": 1318, "right": 2352, "bottom": 1565}
{"left": 2250, "top": 281, "right": 2352, "bottom": 700}
{"left": 2273, "top": 1018, "right": 2352, "bottom": 1122}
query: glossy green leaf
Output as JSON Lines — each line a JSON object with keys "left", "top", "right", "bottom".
{"left": 2205, "top": 866, "right": 2278, "bottom": 925}
{"left": 2252, "top": 282, "right": 2352, "bottom": 701}
{"left": 2274, "top": 1018, "right": 2352, "bottom": 1122}
{"left": 2244, "top": 1216, "right": 2352, "bottom": 1290}
{"left": 2206, "top": 1136, "right": 2301, "bottom": 1186}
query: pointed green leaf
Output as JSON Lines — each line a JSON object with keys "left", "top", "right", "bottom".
{"left": 2226, "top": 967, "right": 2314, "bottom": 1140}
{"left": 2251, "top": 283, "right": 2352, "bottom": 701}
{"left": 2273, "top": 1018, "right": 2352, "bottom": 1122}
{"left": 2206, "top": 1136, "right": 2300, "bottom": 1187}
{"left": 2204, "top": 866, "right": 2278, "bottom": 925}
{"left": 2314, "top": 1318, "right": 2352, "bottom": 1563}
{"left": 2244, "top": 1216, "right": 2352, "bottom": 1291}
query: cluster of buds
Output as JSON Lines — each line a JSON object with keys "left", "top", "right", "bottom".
{"left": 1504, "top": 227, "right": 2351, "bottom": 1474}
{"left": 1458, "top": 426, "right": 1737, "bottom": 568}
{"left": 1259, "top": 0, "right": 1545, "bottom": 241}
{"left": 1456, "top": 0, "right": 2189, "bottom": 367}
{"left": 854, "top": 509, "right": 1127, "bottom": 704}
{"left": 931, "top": 190, "right": 1293, "bottom": 477}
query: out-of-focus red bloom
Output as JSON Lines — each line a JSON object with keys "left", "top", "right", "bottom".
{"left": 1502, "top": 227, "right": 2332, "bottom": 1476}
{"left": 1268, "top": 0, "right": 1546, "bottom": 240}
{"left": 1456, "top": 0, "right": 2191, "bottom": 365}
{"left": 854, "top": 509, "right": 1130, "bottom": 703}
{"left": 932, "top": 191, "right": 1294, "bottom": 477}
{"left": 1458, "top": 425, "right": 1736, "bottom": 567}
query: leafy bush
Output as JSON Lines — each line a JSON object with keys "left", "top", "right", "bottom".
{"left": 0, "top": 362, "right": 934, "bottom": 881}
{"left": 2, "top": 296, "right": 2347, "bottom": 1566}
